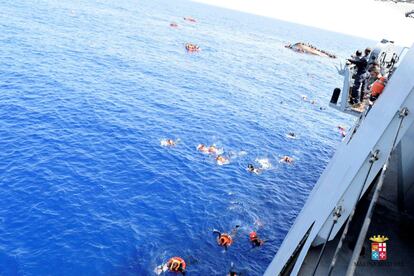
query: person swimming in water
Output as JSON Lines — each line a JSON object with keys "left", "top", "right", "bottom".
{"left": 155, "top": 257, "right": 186, "bottom": 275}
{"left": 286, "top": 132, "right": 296, "bottom": 139}
{"left": 337, "top": 125, "right": 346, "bottom": 131}
{"left": 208, "top": 145, "right": 220, "bottom": 155}
{"left": 161, "top": 138, "right": 177, "bottom": 147}
{"left": 185, "top": 43, "right": 199, "bottom": 52}
{"left": 280, "top": 156, "right": 294, "bottom": 164}
{"left": 216, "top": 155, "right": 229, "bottom": 165}
{"left": 197, "top": 144, "right": 222, "bottom": 155}
{"left": 228, "top": 262, "right": 242, "bottom": 276}
{"left": 247, "top": 164, "right": 261, "bottom": 174}
{"left": 197, "top": 144, "right": 209, "bottom": 153}
{"left": 249, "top": 231, "right": 265, "bottom": 247}
{"left": 213, "top": 225, "right": 240, "bottom": 250}
{"left": 166, "top": 139, "right": 176, "bottom": 146}
{"left": 170, "top": 22, "right": 178, "bottom": 28}
{"left": 337, "top": 125, "right": 347, "bottom": 137}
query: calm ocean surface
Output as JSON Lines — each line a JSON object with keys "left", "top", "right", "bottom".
{"left": 0, "top": 0, "right": 373, "bottom": 275}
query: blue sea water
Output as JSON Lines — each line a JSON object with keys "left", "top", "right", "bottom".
{"left": 0, "top": 0, "right": 375, "bottom": 275}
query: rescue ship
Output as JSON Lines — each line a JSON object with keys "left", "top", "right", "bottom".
{"left": 265, "top": 40, "right": 414, "bottom": 275}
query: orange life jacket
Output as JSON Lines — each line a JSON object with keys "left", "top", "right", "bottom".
{"left": 371, "top": 77, "right": 386, "bottom": 97}
{"left": 167, "top": 257, "right": 186, "bottom": 272}
{"left": 249, "top": 231, "right": 258, "bottom": 241}
{"left": 218, "top": 233, "right": 233, "bottom": 246}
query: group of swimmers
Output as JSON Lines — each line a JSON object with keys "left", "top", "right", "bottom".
{"left": 170, "top": 16, "right": 197, "bottom": 28}
{"left": 169, "top": 16, "right": 201, "bottom": 52}
{"left": 161, "top": 138, "right": 295, "bottom": 170}
{"left": 156, "top": 225, "right": 265, "bottom": 275}
{"left": 196, "top": 144, "right": 229, "bottom": 165}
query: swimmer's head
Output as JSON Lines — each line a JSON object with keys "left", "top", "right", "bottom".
{"left": 197, "top": 144, "right": 205, "bottom": 150}
{"left": 216, "top": 155, "right": 227, "bottom": 162}
{"left": 247, "top": 164, "right": 254, "bottom": 171}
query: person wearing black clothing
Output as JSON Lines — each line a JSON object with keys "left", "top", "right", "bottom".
{"left": 348, "top": 48, "right": 370, "bottom": 104}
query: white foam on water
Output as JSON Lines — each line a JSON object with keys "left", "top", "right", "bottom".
{"left": 255, "top": 158, "right": 272, "bottom": 169}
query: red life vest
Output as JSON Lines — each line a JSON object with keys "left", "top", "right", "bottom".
{"left": 371, "top": 77, "right": 386, "bottom": 97}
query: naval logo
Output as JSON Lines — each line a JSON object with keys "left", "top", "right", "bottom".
{"left": 370, "top": 235, "right": 388, "bottom": 261}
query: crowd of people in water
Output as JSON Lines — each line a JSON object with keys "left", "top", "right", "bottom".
{"left": 156, "top": 17, "right": 353, "bottom": 275}
{"left": 155, "top": 224, "right": 267, "bottom": 275}
{"left": 162, "top": 137, "right": 299, "bottom": 169}
{"left": 157, "top": 130, "right": 301, "bottom": 275}
{"left": 161, "top": 138, "right": 297, "bottom": 170}
{"left": 170, "top": 17, "right": 200, "bottom": 52}
{"left": 157, "top": 123, "right": 351, "bottom": 275}
{"left": 346, "top": 47, "right": 388, "bottom": 108}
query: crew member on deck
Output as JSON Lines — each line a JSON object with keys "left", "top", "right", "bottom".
{"left": 348, "top": 48, "right": 370, "bottom": 105}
